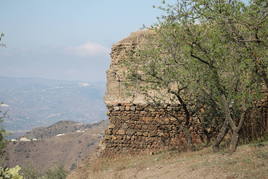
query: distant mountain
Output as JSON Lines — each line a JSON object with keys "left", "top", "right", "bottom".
{"left": 4, "top": 120, "right": 108, "bottom": 173}
{"left": 0, "top": 76, "right": 107, "bottom": 134}
{"left": 24, "top": 120, "right": 106, "bottom": 139}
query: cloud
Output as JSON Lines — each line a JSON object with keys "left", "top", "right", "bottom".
{"left": 66, "top": 42, "right": 109, "bottom": 57}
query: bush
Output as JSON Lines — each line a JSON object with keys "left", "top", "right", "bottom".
{"left": 21, "top": 166, "right": 40, "bottom": 179}
{"left": 21, "top": 166, "right": 68, "bottom": 179}
{"left": 0, "top": 165, "right": 23, "bottom": 179}
{"left": 40, "top": 166, "right": 67, "bottom": 179}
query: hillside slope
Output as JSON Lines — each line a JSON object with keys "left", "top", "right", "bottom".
{"left": 68, "top": 142, "right": 268, "bottom": 179}
{"left": 4, "top": 120, "right": 108, "bottom": 173}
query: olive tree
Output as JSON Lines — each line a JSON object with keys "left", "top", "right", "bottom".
{"left": 124, "top": 26, "right": 223, "bottom": 150}
{"left": 124, "top": 0, "right": 267, "bottom": 152}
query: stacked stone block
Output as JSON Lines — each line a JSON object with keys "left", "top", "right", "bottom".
{"left": 100, "top": 104, "right": 203, "bottom": 156}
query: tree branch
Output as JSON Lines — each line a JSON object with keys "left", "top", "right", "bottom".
{"left": 169, "top": 89, "right": 191, "bottom": 125}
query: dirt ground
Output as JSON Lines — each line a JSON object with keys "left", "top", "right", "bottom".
{"left": 68, "top": 141, "right": 268, "bottom": 179}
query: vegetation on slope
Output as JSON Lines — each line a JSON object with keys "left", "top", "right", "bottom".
{"left": 68, "top": 139, "right": 268, "bottom": 179}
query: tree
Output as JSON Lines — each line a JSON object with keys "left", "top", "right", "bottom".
{"left": 0, "top": 110, "right": 6, "bottom": 156}
{"left": 123, "top": 27, "right": 222, "bottom": 150}
{"left": 0, "top": 34, "right": 6, "bottom": 156}
{"left": 124, "top": 0, "right": 267, "bottom": 152}
{"left": 0, "top": 166, "right": 23, "bottom": 179}
{"left": 0, "top": 33, "right": 6, "bottom": 47}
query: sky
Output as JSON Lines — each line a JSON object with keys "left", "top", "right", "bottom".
{"left": 0, "top": 0, "right": 162, "bottom": 82}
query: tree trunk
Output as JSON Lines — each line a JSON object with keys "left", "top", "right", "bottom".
{"left": 181, "top": 127, "right": 193, "bottom": 151}
{"left": 229, "top": 130, "right": 239, "bottom": 153}
{"left": 219, "top": 95, "right": 246, "bottom": 153}
{"left": 169, "top": 89, "right": 193, "bottom": 151}
{"left": 212, "top": 119, "right": 229, "bottom": 152}
{"left": 200, "top": 129, "right": 211, "bottom": 146}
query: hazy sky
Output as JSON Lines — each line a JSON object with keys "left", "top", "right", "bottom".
{"left": 0, "top": 0, "right": 162, "bottom": 82}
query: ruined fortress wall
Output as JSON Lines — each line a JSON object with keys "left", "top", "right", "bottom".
{"left": 100, "top": 104, "right": 203, "bottom": 155}
{"left": 100, "top": 31, "right": 268, "bottom": 156}
{"left": 101, "top": 31, "right": 203, "bottom": 155}
{"left": 104, "top": 30, "right": 153, "bottom": 105}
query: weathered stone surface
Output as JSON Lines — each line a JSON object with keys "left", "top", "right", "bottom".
{"left": 104, "top": 30, "right": 155, "bottom": 105}
{"left": 108, "top": 124, "right": 115, "bottom": 129}
{"left": 113, "top": 106, "right": 120, "bottom": 111}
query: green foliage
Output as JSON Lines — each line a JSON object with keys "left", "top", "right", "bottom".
{"left": 123, "top": 0, "right": 267, "bottom": 151}
{"left": 21, "top": 166, "right": 67, "bottom": 179}
{"left": 0, "top": 109, "right": 7, "bottom": 157}
{"left": 40, "top": 166, "right": 67, "bottom": 179}
{"left": 0, "top": 32, "right": 6, "bottom": 47}
{"left": 0, "top": 33, "right": 4, "bottom": 41}
{"left": 21, "top": 166, "right": 40, "bottom": 179}
{"left": 0, "top": 166, "right": 23, "bottom": 179}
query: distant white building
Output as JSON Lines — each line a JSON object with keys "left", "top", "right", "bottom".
{"left": 19, "top": 137, "right": 31, "bottom": 142}
{"left": 0, "top": 103, "right": 9, "bottom": 107}
{"left": 76, "top": 130, "right": 85, "bottom": 133}
{"left": 79, "top": 82, "right": 90, "bottom": 87}
{"left": 56, "top": 133, "right": 65, "bottom": 137}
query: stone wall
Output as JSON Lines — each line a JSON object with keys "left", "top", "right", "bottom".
{"left": 100, "top": 104, "right": 203, "bottom": 156}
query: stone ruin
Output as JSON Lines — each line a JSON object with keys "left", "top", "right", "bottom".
{"left": 99, "top": 31, "right": 268, "bottom": 156}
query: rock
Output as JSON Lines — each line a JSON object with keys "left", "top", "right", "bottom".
{"left": 126, "top": 129, "right": 135, "bottom": 136}
{"left": 125, "top": 105, "right": 130, "bottom": 111}
{"left": 105, "top": 129, "right": 112, "bottom": 135}
{"left": 114, "top": 106, "right": 120, "bottom": 111}
{"left": 130, "top": 106, "right": 136, "bottom": 111}
{"left": 122, "top": 123, "right": 128, "bottom": 129}
{"left": 117, "top": 129, "right": 126, "bottom": 135}
{"left": 108, "top": 124, "right": 115, "bottom": 129}
{"left": 136, "top": 132, "right": 143, "bottom": 136}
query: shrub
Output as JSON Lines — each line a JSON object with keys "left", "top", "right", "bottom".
{"left": 0, "top": 165, "right": 23, "bottom": 179}
{"left": 40, "top": 166, "right": 67, "bottom": 179}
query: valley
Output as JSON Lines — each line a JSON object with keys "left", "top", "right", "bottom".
{"left": 0, "top": 76, "right": 106, "bottom": 137}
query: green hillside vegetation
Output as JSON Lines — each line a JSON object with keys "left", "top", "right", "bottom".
{"left": 0, "top": 110, "right": 7, "bottom": 161}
